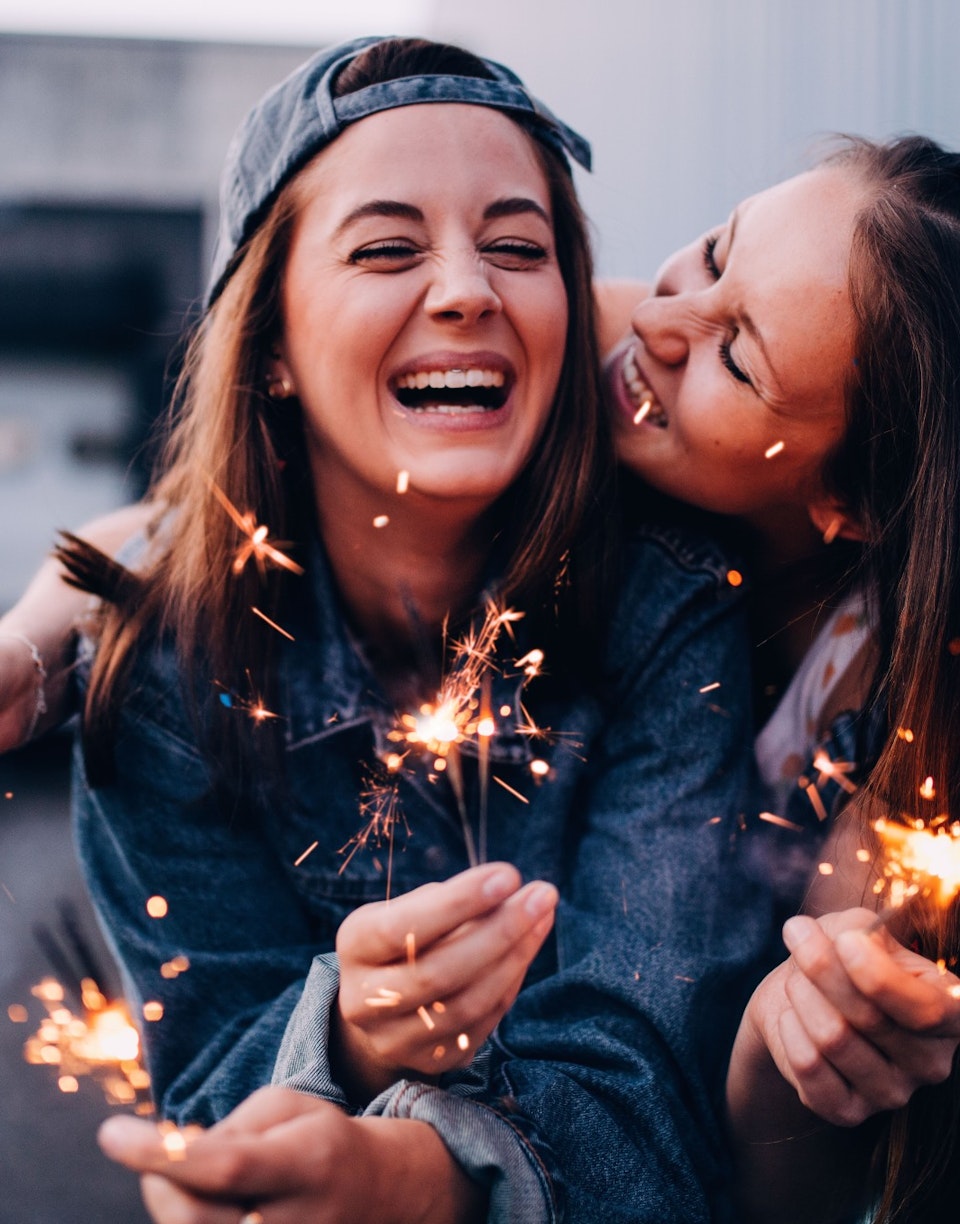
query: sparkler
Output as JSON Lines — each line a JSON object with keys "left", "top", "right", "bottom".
{"left": 20, "top": 977, "right": 153, "bottom": 1111}
{"left": 384, "top": 600, "right": 531, "bottom": 869}
{"left": 872, "top": 817, "right": 960, "bottom": 923}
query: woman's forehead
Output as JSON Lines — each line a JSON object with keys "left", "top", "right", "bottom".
{"left": 299, "top": 103, "right": 551, "bottom": 203}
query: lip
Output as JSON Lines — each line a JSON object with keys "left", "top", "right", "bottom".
{"left": 387, "top": 350, "right": 517, "bottom": 431}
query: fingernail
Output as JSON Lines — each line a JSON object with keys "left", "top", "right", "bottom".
{"left": 782, "top": 915, "right": 815, "bottom": 952}
{"left": 524, "top": 882, "right": 559, "bottom": 918}
{"left": 482, "top": 867, "right": 517, "bottom": 900}
{"left": 98, "top": 1115, "right": 141, "bottom": 1155}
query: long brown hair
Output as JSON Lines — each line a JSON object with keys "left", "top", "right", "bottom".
{"left": 820, "top": 135, "right": 960, "bottom": 1224}
{"left": 72, "top": 37, "right": 615, "bottom": 785}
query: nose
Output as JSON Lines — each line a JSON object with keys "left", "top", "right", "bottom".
{"left": 630, "top": 291, "right": 690, "bottom": 367}
{"left": 424, "top": 251, "right": 502, "bottom": 324}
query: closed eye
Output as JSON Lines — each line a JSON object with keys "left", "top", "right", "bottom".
{"left": 484, "top": 240, "right": 549, "bottom": 270}
{"left": 702, "top": 233, "right": 721, "bottom": 280}
{"left": 348, "top": 242, "right": 421, "bottom": 265}
{"left": 719, "top": 339, "right": 751, "bottom": 385}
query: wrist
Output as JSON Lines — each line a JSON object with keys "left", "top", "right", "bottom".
{"left": 0, "top": 632, "right": 48, "bottom": 746}
{"left": 356, "top": 1116, "right": 486, "bottom": 1224}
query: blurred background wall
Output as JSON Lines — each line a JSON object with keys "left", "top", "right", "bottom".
{"left": 0, "top": 2, "right": 958, "bottom": 1220}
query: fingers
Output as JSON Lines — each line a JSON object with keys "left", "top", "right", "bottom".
{"left": 835, "top": 928, "right": 960, "bottom": 1035}
{"left": 340, "top": 882, "right": 556, "bottom": 1074}
{"left": 99, "top": 1099, "right": 327, "bottom": 1201}
{"left": 140, "top": 1172, "right": 239, "bottom": 1224}
{"left": 775, "top": 912, "right": 960, "bottom": 1120}
{"left": 337, "top": 863, "right": 524, "bottom": 965}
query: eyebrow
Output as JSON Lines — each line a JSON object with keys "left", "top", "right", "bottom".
{"left": 725, "top": 209, "right": 784, "bottom": 395}
{"left": 335, "top": 196, "right": 551, "bottom": 235}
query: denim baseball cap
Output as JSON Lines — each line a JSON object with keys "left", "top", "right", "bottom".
{"left": 206, "top": 35, "right": 592, "bottom": 305}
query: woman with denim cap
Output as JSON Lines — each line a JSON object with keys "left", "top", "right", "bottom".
{"left": 28, "top": 35, "right": 764, "bottom": 1224}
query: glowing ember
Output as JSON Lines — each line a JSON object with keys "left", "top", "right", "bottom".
{"left": 417, "top": 1005, "right": 437, "bottom": 1031}
{"left": 818, "top": 862, "right": 834, "bottom": 876}
{"left": 821, "top": 517, "right": 843, "bottom": 545}
{"left": 142, "top": 1001, "right": 164, "bottom": 1023}
{"left": 373, "top": 515, "right": 390, "bottom": 529}
{"left": 811, "top": 750, "right": 858, "bottom": 795}
{"left": 920, "top": 776, "right": 937, "bottom": 801}
{"left": 764, "top": 440, "right": 785, "bottom": 459}
{"left": 698, "top": 681, "right": 721, "bottom": 694}
{"left": 294, "top": 840, "right": 319, "bottom": 867}
{"left": 726, "top": 569, "right": 743, "bottom": 588}
{"left": 396, "top": 469, "right": 410, "bottom": 494}
{"left": 530, "top": 759, "right": 550, "bottom": 778}
{"left": 875, "top": 817, "right": 960, "bottom": 907}
{"left": 146, "top": 896, "right": 168, "bottom": 919}
{"left": 457, "top": 1033, "right": 470, "bottom": 1051}
{"left": 758, "top": 811, "right": 805, "bottom": 832}
{"left": 897, "top": 727, "right": 915, "bottom": 743}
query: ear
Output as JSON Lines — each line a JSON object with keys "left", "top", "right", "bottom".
{"left": 807, "top": 495, "right": 866, "bottom": 544}
{"left": 264, "top": 345, "right": 296, "bottom": 401}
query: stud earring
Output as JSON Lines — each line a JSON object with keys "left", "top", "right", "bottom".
{"left": 267, "top": 376, "right": 295, "bottom": 400}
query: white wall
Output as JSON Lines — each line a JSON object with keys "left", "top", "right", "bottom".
{"left": 430, "top": 0, "right": 960, "bottom": 277}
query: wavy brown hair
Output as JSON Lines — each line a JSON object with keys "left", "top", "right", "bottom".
{"left": 70, "top": 38, "right": 615, "bottom": 787}
{"left": 818, "top": 135, "right": 960, "bottom": 1224}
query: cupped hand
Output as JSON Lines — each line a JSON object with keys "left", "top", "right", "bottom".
{"left": 98, "top": 1086, "right": 483, "bottom": 1224}
{"left": 750, "top": 907, "right": 960, "bottom": 1127}
{"left": 334, "top": 861, "right": 558, "bottom": 1099}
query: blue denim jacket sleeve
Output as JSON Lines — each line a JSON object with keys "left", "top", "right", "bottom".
{"left": 274, "top": 527, "right": 770, "bottom": 1223}
{"left": 72, "top": 638, "right": 323, "bottom": 1126}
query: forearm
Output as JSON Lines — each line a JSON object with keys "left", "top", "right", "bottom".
{"left": 726, "top": 1002, "right": 873, "bottom": 1224}
{"left": 0, "top": 556, "right": 85, "bottom": 747}
{"left": 0, "top": 502, "right": 155, "bottom": 749}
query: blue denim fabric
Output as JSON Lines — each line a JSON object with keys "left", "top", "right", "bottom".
{"left": 73, "top": 522, "right": 770, "bottom": 1222}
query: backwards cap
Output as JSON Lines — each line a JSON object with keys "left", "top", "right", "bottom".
{"left": 206, "top": 35, "right": 592, "bottom": 304}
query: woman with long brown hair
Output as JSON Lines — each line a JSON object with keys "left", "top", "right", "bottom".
{"left": 599, "top": 136, "right": 960, "bottom": 1223}
{"left": 11, "top": 35, "right": 763, "bottom": 1224}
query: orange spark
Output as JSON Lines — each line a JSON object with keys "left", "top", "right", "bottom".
{"left": 758, "top": 811, "right": 805, "bottom": 832}
{"left": 764, "top": 440, "right": 785, "bottom": 459}
{"left": 251, "top": 606, "right": 295, "bottom": 641}
{"left": 146, "top": 896, "right": 168, "bottom": 919}
{"left": 294, "top": 840, "right": 319, "bottom": 867}
{"left": 206, "top": 478, "right": 304, "bottom": 578}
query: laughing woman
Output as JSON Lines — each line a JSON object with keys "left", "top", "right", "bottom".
{"left": 40, "top": 37, "right": 763, "bottom": 1224}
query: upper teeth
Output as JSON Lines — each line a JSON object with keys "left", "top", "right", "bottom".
{"left": 622, "top": 347, "right": 664, "bottom": 425}
{"left": 397, "top": 368, "right": 505, "bottom": 391}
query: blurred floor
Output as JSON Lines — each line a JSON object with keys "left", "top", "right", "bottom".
{"left": 0, "top": 733, "right": 149, "bottom": 1224}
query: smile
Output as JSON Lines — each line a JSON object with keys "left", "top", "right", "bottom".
{"left": 393, "top": 367, "right": 509, "bottom": 414}
{"left": 622, "top": 347, "right": 666, "bottom": 428}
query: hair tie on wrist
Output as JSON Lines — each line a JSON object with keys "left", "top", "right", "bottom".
{"left": 0, "top": 631, "right": 48, "bottom": 740}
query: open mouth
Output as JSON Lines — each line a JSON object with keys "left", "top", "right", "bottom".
{"left": 393, "top": 367, "right": 510, "bottom": 414}
{"left": 622, "top": 346, "right": 667, "bottom": 428}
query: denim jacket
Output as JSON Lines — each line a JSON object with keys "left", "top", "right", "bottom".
{"left": 73, "top": 522, "right": 770, "bottom": 1223}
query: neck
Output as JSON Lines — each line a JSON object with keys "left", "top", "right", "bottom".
{"left": 315, "top": 479, "right": 494, "bottom": 670}
{"left": 742, "top": 506, "right": 857, "bottom": 719}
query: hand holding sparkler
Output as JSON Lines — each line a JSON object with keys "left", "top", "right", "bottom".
{"left": 735, "top": 907, "right": 960, "bottom": 1130}
{"left": 333, "top": 862, "right": 558, "bottom": 1103}
{"left": 99, "top": 1085, "right": 485, "bottom": 1224}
